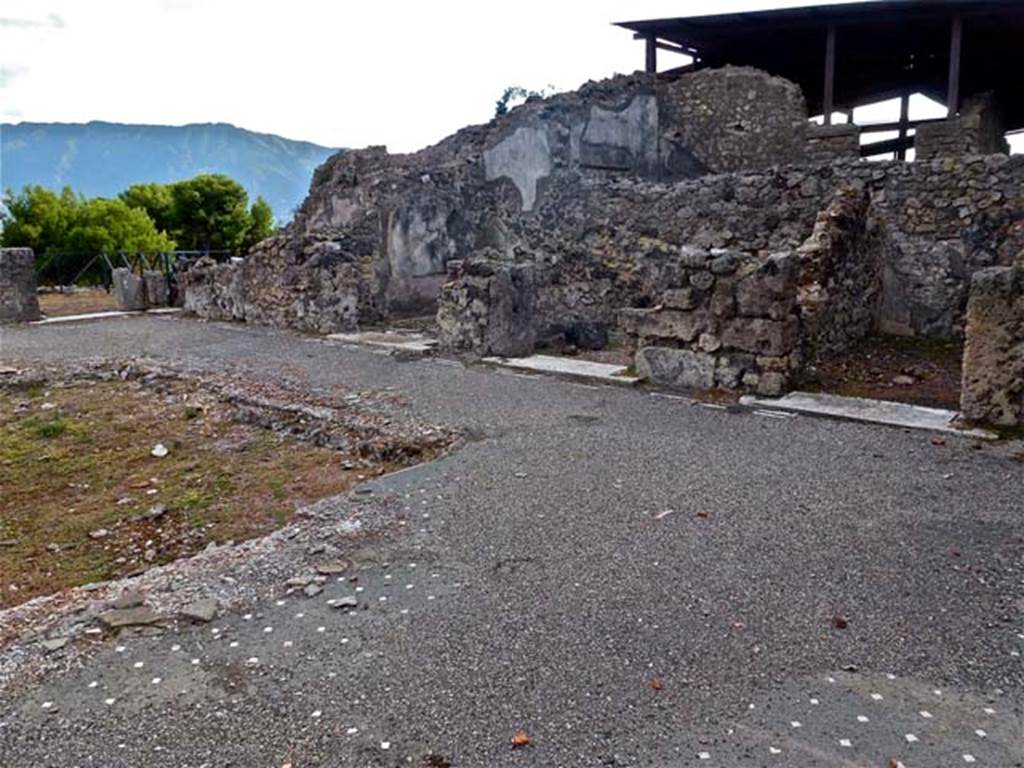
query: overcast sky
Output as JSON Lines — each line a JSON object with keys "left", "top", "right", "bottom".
{"left": 2, "top": 0, "right": 903, "bottom": 153}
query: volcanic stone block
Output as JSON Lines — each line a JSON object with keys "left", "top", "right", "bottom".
{"left": 143, "top": 270, "right": 169, "bottom": 307}
{"left": 636, "top": 346, "right": 716, "bottom": 389}
{"left": 437, "top": 258, "right": 536, "bottom": 357}
{"left": 112, "top": 268, "right": 146, "bottom": 311}
{"left": 960, "top": 265, "right": 1024, "bottom": 427}
{"left": 736, "top": 252, "right": 798, "bottom": 320}
{"left": 721, "top": 317, "right": 799, "bottom": 356}
{"left": 0, "top": 247, "right": 41, "bottom": 323}
{"left": 619, "top": 308, "right": 710, "bottom": 344}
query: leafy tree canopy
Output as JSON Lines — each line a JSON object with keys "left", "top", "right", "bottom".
{"left": 0, "top": 185, "right": 80, "bottom": 254}
{"left": 64, "top": 198, "right": 174, "bottom": 255}
{"left": 1, "top": 173, "right": 276, "bottom": 256}
{"left": 244, "top": 196, "right": 275, "bottom": 252}
{"left": 118, "top": 182, "right": 174, "bottom": 234}
{"left": 167, "top": 173, "right": 252, "bottom": 252}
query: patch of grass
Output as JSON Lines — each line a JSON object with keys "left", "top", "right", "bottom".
{"left": 0, "top": 379, "right": 368, "bottom": 609}
{"left": 34, "top": 418, "right": 70, "bottom": 439}
{"left": 177, "top": 488, "right": 214, "bottom": 513}
{"left": 272, "top": 506, "right": 291, "bottom": 526}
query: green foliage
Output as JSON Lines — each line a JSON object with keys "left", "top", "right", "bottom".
{"left": 243, "top": 195, "right": 275, "bottom": 251}
{"left": 0, "top": 185, "right": 79, "bottom": 254}
{"left": 119, "top": 182, "right": 174, "bottom": 234}
{"left": 34, "top": 419, "right": 70, "bottom": 439}
{"left": 1, "top": 173, "right": 275, "bottom": 257}
{"left": 495, "top": 84, "right": 555, "bottom": 117}
{"left": 167, "top": 174, "right": 252, "bottom": 252}
{"left": 64, "top": 198, "right": 175, "bottom": 255}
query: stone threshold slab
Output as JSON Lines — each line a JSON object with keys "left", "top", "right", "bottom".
{"left": 482, "top": 354, "right": 640, "bottom": 387}
{"left": 740, "top": 391, "right": 997, "bottom": 439}
{"left": 30, "top": 308, "right": 181, "bottom": 325}
{"left": 326, "top": 331, "right": 439, "bottom": 356}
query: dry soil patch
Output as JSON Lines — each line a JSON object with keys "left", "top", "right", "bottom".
{"left": 0, "top": 364, "right": 455, "bottom": 608}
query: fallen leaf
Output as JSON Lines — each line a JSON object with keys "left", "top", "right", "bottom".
{"left": 831, "top": 615, "right": 849, "bottom": 630}
{"left": 931, "top": 436, "right": 946, "bottom": 446}
{"left": 511, "top": 730, "right": 530, "bottom": 748}
{"left": 695, "top": 511, "right": 710, "bottom": 519}
{"left": 650, "top": 678, "right": 663, "bottom": 690}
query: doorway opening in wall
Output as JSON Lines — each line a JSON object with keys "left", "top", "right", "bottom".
{"left": 808, "top": 334, "right": 964, "bottom": 410}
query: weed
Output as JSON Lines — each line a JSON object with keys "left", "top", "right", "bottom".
{"left": 34, "top": 419, "right": 69, "bottom": 439}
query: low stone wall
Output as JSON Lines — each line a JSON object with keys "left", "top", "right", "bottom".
{"left": 612, "top": 188, "right": 879, "bottom": 395}
{"left": 960, "top": 263, "right": 1024, "bottom": 427}
{"left": 180, "top": 259, "right": 247, "bottom": 322}
{"left": 624, "top": 248, "right": 801, "bottom": 395}
{"left": 180, "top": 236, "right": 375, "bottom": 334}
{"left": 0, "top": 248, "right": 40, "bottom": 323}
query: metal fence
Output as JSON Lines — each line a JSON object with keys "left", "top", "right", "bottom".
{"left": 34, "top": 250, "right": 235, "bottom": 289}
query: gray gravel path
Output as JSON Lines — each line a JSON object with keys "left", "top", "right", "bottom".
{"left": 1, "top": 315, "right": 1021, "bottom": 768}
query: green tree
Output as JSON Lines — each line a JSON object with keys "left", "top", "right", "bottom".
{"left": 167, "top": 174, "right": 251, "bottom": 252}
{"left": 242, "top": 195, "right": 275, "bottom": 251}
{"left": 63, "top": 198, "right": 175, "bottom": 255}
{"left": 118, "top": 182, "right": 174, "bottom": 234}
{"left": 0, "top": 185, "right": 79, "bottom": 254}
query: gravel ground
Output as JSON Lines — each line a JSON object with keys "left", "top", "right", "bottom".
{"left": 0, "top": 315, "right": 1021, "bottom": 768}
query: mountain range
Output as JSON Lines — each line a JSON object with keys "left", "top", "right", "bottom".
{"left": 0, "top": 121, "right": 342, "bottom": 222}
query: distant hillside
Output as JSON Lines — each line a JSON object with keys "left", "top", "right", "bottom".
{"left": 0, "top": 121, "right": 342, "bottom": 222}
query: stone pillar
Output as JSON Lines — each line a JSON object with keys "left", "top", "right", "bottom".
{"left": 437, "top": 255, "right": 536, "bottom": 357}
{"left": 0, "top": 247, "right": 41, "bottom": 323}
{"left": 111, "top": 267, "right": 147, "bottom": 311}
{"left": 143, "top": 270, "right": 169, "bottom": 307}
{"left": 960, "top": 264, "right": 1023, "bottom": 427}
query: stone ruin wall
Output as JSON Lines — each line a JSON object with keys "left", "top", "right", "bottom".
{"left": 181, "top": 66, "right": 827, "bottom": 334}
{"left": 916, "top": 93, "right": 1010, "bottom": 162}
{"left": 179, "top": 65, "right": 1024, "bottom": 408}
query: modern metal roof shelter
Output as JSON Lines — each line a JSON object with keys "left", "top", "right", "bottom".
{"left": 617, "top": 0, "right": 1024, "bottom": 147}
